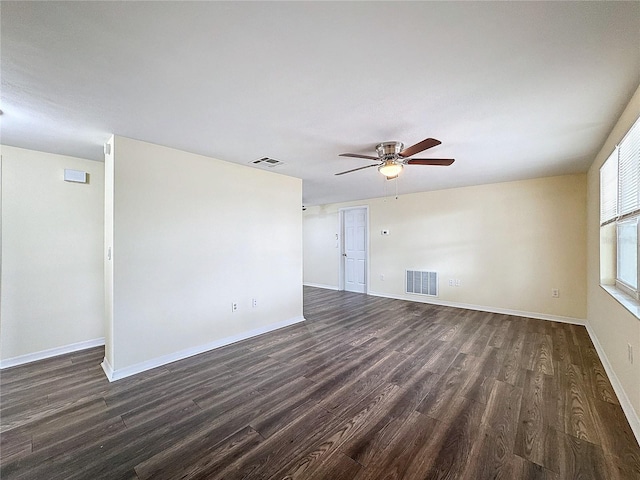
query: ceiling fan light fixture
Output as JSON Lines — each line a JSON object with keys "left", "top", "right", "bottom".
{"left": 378, "top": 161, "right": 403, "bottom": 178}
{"left": 337, "top": 136, "right": 453, "bottom": 177}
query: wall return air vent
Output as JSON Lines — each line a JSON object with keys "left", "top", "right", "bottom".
{"left": 406, "top": 270, "right": 438, "bottom": 297}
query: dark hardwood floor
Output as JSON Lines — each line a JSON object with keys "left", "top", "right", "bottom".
{"left": 2, "top": 287, "right": 639, "bottom": 479}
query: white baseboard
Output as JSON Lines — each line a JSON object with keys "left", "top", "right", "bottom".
{"left": 303, "top": 282, "right": 339, "bottom": 291}
{"left": 367, "top": 290, "right": 586, "bottom": 325}
{"left": 585, "top": 323, "right": 640, "bottom": 446}
{"left": 0, "top": 337, "right": 106, "bottom": 369}
{"left": 101, "top": 355, "right": 114, "bottom": 381}
{"left": 101, "top": 316, "right": 306, "bottom": 382}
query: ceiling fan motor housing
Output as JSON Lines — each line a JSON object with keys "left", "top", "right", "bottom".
{"left": 335, "top": 137, "right": 453, "bottom": 176}
{"left": 376, "top": 142, "right": 404, "bottom": 160}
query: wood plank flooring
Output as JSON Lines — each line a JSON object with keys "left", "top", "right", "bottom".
{"left": 2, "top": 287, "right": 639, "bottom": 479}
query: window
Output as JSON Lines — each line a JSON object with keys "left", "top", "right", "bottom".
{"left": 617, "top": 218, "right": 638, "bottom": 294}
{"left": 600, "top": 116, "right": 640, "bottom": 303}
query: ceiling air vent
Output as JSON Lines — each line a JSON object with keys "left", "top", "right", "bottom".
{"left": 251, "top": 157, "right": 284, "bottom": 167}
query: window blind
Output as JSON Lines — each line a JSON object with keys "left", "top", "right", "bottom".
{"left": 618, "top": 117, "right": 640, "bottom": 217}
{"left": 600, "top": 149, "right": 618, "bottom": 225}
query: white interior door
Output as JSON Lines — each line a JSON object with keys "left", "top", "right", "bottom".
{"left": 343, "top": 207, "right": 367, "bottom": 293}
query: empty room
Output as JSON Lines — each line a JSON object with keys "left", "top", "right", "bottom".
{"left": 1, "top": 1, "right": 640, "bottom": 479}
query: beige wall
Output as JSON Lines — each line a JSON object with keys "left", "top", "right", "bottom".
{"left": 0, "top": 146, "right": 105, "bottom": 362}
{"left": 105, "top": 137, "right": 303, "bottom": 375}
{"left": 586, "top": 85, "right": 640, "bottom": 423}
{"left": 303, "top": 205, "right": 341, "bottom": 289}
{"left": 304, "top": 173, "right": 587, "bottom": 321}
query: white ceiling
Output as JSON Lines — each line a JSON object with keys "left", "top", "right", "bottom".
{"left": 2, "top": 1, "right": 639, "bottom": 206}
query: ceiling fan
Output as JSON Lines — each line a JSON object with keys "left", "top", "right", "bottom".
{"left": 336, "top": 137, "right": 454, "bottom": 179}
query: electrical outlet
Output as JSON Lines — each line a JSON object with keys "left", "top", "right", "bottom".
{"left": 449, "top": 279, "right": 454, "bottom": 286}
{"left": 232, "top": 302, "right": 238, "bottom": 312}
{"left": 629, "top": 344, "right": 634, "bottom": 364}
{"left": 455, "top": 279, "right": 461, "bottom": 287}
{"left": 252, "top": 298, "right": 257, "bottom": 308}
{"left": 380, "top": 274, "right": 385, "bottom": 281}
{"left": 552, "top": 289, "right": 559, "bottom": 298}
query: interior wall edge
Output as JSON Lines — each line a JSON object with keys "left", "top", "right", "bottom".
{"left": 101, "top": 315, "right": 306, "bottom": 382}
{"left": 585, "top": 322, "right": 640, "bottom": 445}
{"left": 0, "top": 337, "right": 105, "bottom": 369}
{"left": 100, "top": 356, "right": 114, "bottom": 382}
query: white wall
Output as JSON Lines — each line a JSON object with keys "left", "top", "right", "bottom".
{"left": 303, "top": 205, "right": 341, "bottom": 289}
{"left": 0, "top": 146, "right": 105, "bottom": 365}
{"left": 104, "top": 136, "right": 303, "bottom": 377}
{"left": 586, "top": 84, "right": 640, "bottom": 433}
{"left": 304, "top": 173, "right": 587, "bottom": 321}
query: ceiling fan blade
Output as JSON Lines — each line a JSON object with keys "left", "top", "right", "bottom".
{"left": 339, "top": 153, "right": 380, "bottom": 160}
{"left": 335, "top": 164, "right": 379, "bottom": 176}
{"left": 406, "top": 158, "right": 455, "bottom": 166}
{"left": 399, "top": 138, "right": 441, "bottom": 158}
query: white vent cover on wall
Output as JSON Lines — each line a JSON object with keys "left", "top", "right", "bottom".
{"left": 64, "top": 169, "right": 87, "bottom": 183}
{"left": 406, "top": 270, "right": 438, "bottom": 296}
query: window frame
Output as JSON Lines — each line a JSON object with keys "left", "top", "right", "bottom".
{"left": 599, "top": 115, "right": 640, "bottom": 316}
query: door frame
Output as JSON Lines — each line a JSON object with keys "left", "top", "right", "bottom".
{"left": 338, "top": 206, "right": 370, "bottom": 293}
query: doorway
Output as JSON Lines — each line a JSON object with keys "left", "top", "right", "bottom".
{"left": 340, "top": 207, "right": 368, "bottom": 293}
